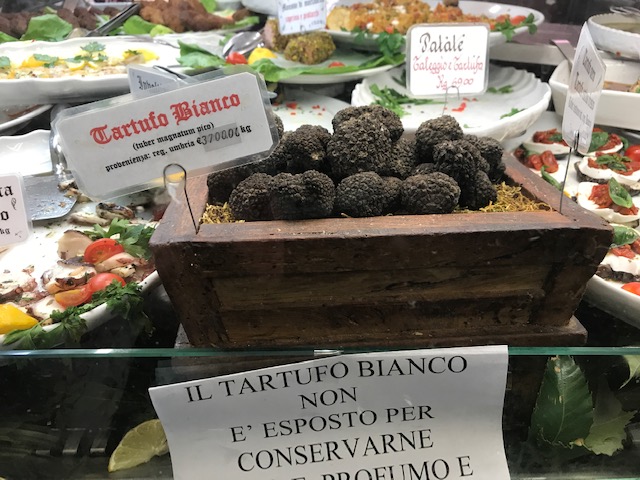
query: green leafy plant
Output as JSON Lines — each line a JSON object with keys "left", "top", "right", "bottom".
{"left": 21, "top": 14, "right": 72, "bottom": 41}
{"left": 529, "top": 356, "right": 636, "bottom": 458}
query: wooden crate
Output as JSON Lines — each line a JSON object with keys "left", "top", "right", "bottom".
{"left": 150, "top": 155, "right": 612, "bottom": 348}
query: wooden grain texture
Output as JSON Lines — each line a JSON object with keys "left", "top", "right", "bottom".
{"left": 151, "top": 155, "right": 611, "bottom": 348}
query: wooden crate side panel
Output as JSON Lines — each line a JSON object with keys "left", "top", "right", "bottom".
{"left": 188, "top": 224, "right": 604, "bottom": 277}
{"left": 210, "top": 265, "right": 548, "bottom": 311}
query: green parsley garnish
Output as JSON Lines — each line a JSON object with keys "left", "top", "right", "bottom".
{"left": 82, "top": 41, "right": 106, "bottom": 53}
{"left": 486, "top": 85, "right": 513, "bottom": 94}
{"left": 492, "top": 13, "right": 537, "bottom": 42}
{"left": 500, "top": 107, "right": 523, "bottom": 119}
{"left": 33, "top": 53, "right": 58, "bottom": 68}
{"left": 370, "top": 83, "right": 439, "bottom": 117}
{"left": 0, "top": 56, "right": 10, "bottom": 69}
{"left": 83, "top": 218, "right": 155, "bottom": 260}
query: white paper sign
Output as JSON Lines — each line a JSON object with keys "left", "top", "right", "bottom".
{"left": 278, "top": 0, "right": 327, "bottom": 35}
{"left": 562, "top": 24, "right": 606, "bottom": 155}
{"left": 54, "top": 72, "right": 277, "bottom": 199}
{"left": 0, "top": 174, "right": 30, "bottom": 246}
{"left": 128, "top": 65, "right": 185, "bottom": 99}
{"left": 406, "top": 24, "right": 489, "bottom": 97}
{"left": 150, "top": 346, "right": 510, "bottom": 480}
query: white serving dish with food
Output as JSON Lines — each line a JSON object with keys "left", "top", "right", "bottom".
{"left": 549, "top": 57, "right": 640, "bottom": 131}
{"left": 272, "top": 90, "right": 350, "bottom": 131}
{"left": 352, "top": 65, "right": 550, "bottom": 141}
{"left": 325, "top": 0, "right": 544, "bottom": 50}
{"left": 588, "top": 12, "right": 640, "bottom": 60}
{"left": 0, "top": 105, "right": 51, "bottom": 136}
{"left": 0, "top": 36, "right": 181, "bottom": 106}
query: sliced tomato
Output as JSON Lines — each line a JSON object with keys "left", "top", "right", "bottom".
{"left": 625, "top": 144, "right": 640, "bottom": 163}
{"left": 328, "top": 61, "right": 345, "bottom": 68}
{"left": 226, "top": 52, "right": 247, "bottom": 65}
{"left": 54, "top": 286, "right": 92, "bottom": 308}
{"left": 540, "top": 150, "right": 559, "bottom": 173}
{"left": 622, "top": 282, "right": 640, "bottom": 296}
{"left": 87, "top": 273, "right": 126, "bottom": 293}
{"left": 84, "top": 238, "right": 124, "bottom": 264}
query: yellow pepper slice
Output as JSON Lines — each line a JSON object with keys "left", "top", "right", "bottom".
{"left": 247, "top": 47, "right": 277, "bottom": 65}
{"left": 0, "top": 304, "right": 38, "bottom": 334}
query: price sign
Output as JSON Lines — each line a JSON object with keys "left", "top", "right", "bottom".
{"left": 150, "top": 346, "right": 510, "bottom": 480}
{"left": 561, "top": 24, "right": 606, "bottom": 155}
{"left": 0, "top": 174, "right": 30, "bottom": 247}
{"left": 406, "top": 24, "right": 489, "bottom": 97}
{"left": 53, "top": 71, "right": 278, "bottom": 200}
{"left": 128, "top": 65, "right": 186, "bottom": 99}
{"left": 277, "top": 0, "right": 327, "bottom": 35}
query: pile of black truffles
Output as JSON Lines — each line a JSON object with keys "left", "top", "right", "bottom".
{"left": 206, "top": 106, "right": 506, "bottom": 221}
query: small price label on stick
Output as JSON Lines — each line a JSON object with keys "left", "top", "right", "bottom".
{"left": 0, "top": 174, "right": 30, "bottom": 247}
{"left": 277, "top": 0, "right": 327, "bottom": 35}
{"left": 561, "top": 24, "right": 606, "bottom": 155}
{"left": 406, "top": 24, "right": 489, "bottom": 97}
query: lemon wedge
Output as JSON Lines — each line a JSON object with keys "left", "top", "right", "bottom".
{"left": 65, "top": 59, "right": 87, "bottom": 71}
{"left": 108, "top": 419, "right": 169, "bottom": 472}
{"left": 0, "top": 304, "right": 38, "bottom": 334}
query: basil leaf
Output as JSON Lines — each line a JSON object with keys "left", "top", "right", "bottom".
{"left": 589, "top": 131, "right": 610, "bottom": 152}
{"left": 596, "top": 154, "right": 630, "bottom": 172}
{"left": 612, "top": 225, "right": 640, "bottom": 247}
{"left": 609, "top": 177, "right": 633, "bottom": 208}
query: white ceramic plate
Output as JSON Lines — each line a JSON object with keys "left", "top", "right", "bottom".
{"left": 504, "top": 111, "right": 640, "bottom": 328}
{"left": 0, "top": 105, "right": 51, "bottom": 136}
{"left": 352, "top": 65, "right": 550, "bottom": 141}
{"left": 0, "top": 132, "right": 161, "bottom": 349}
{"left": 550, "top": 58, "right": 640, "bottom": 131}
{"left": 325, "top": 1, "right": 544, "bottom": 51}
{"left": 272, "top": 90, "right": 350, "bottom": 131}
{"left": 0, "top": 36, "right": 181, "bottom": 106}
{"left": 588, "top": 13, "right": 640, "bottom": 60}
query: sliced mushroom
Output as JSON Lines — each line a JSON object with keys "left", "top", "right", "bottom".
{"left": 70, "top": 211, "right": 111, "bottom": 226}
{"left": 57, "top": 230, "right": 93, "bottom": 260}
{"left": 0, "top": 270, "right": 38, "bottom": 302}
{"left": 28, "top": 296, "right": 64, "bottom": 322}
{"left": 95, "top": 252, "right": 141, "bottom": 273}
{"left": 96, "top": 202, "right": 135, "bottom": 220}
{"left": 42, "top": 262, "right": 96, "bottom": 294}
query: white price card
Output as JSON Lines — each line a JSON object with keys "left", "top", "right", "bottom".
{"left": 0, "top": 174, "right": 30, "bottom": 247}
{"left": 53, "top": 71, "right": 278, "bottom": 200}
{"left": 406, "top": 24, "right": 489, "bottom": 97}
{"left": 128, "top": 65, "right": 186, "bottom": 99}
{"left": 150, "top": 346, "right": 510, "bottom": 480}
{"left": 278, "top": 0, "right": 327, "bottom": 35}
{"left": 561, "top": 24, "right": 606, "bottom": 155}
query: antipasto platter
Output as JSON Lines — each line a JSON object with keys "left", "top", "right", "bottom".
{"left": 505, "top": 112, "right": 640, "bottom": 329}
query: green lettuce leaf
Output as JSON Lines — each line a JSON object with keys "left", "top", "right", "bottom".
{"left": 200, "top": 0, "right": 217, "bottom": 13}
{"left": 21, "top": 14, "right": 73, "bottom": 42}
{"left": 0, "top": 31, "right": 18, "bottom": 44}
{"left": 584, "top": 379, "right": 635, "bottom": 456}
{"left": 621, "top": 355, "right": 640, "bottom": 388}
{"left": 529, "top": 356, "right": 594, "bottom": 448}
{"left": 122, "top": 15, "right": 157, "bottom": 35}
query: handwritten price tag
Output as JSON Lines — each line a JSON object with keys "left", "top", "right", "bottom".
{"left": 277, "top": 0, "right": 327, "bottom": 35}
{"left": 0, "top": 174, "right": 30, "bottom": 247}
{"left": 406, "top": 24, "right": 489, "bottom": 97}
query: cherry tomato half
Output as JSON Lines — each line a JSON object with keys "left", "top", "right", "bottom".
{"left": 54, "top": 286, "right": 92, "bottom": 308}
{"left": 84, "top": 238, "right": 125, "bottom": 264}
{"left": 540, "top": 150, "right": 559, "bottom": 173}
{"left": 87, "top": 273, "right": 126, "bottom": 293}
{"left": 622, "top": 282, "right": 640, "bottom": 296}
{"left": 226, "top": 52, "right": 247, "bottom": 65}
{"left": 625, "top": 145, "right": 640, "bottom": 163}
{"left": 328, "top": 61, "right": 345, "bottom": 68}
